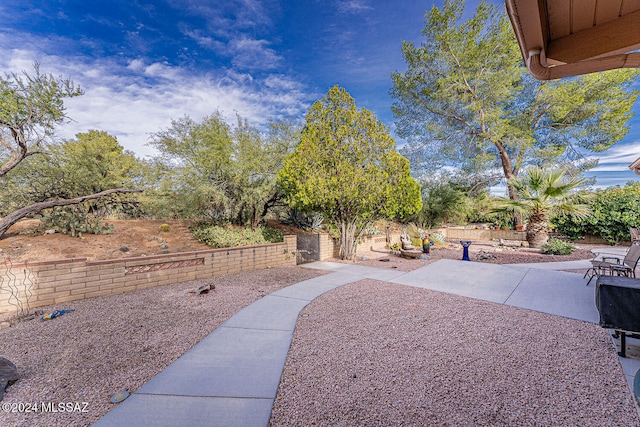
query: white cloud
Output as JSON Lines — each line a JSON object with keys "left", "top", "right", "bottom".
{"left": 337, "top": 0, "right": 373, "bottom": 14}
{"left": 229, "top": 37, "right": 282, "bottom": 70}
{"left": 588, "top": 141, "right": 640, "bottom": 172}
{"left": 0, "top": 48, "right": 311, "bottom": 160}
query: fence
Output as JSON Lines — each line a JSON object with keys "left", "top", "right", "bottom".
{"left": 432, "top": 227, "right": 526, "bottom": 241}
{"left": 0, "top": 236, "right": 296, "bottom": 317}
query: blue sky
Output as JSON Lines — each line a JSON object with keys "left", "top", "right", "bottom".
{"left": 1, "top": 0, "right": 639, "bottom": 193}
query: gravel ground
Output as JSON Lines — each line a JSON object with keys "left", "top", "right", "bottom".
{"left": 1, "top": 243, "right": 635, "bottom": 426}
{"left": 336, "top": 240, "right": 597, "bottom": 272}
{"left": 270, "top": 280, "right": 638, "bottom": 426}
{"left": 0, "top": 266, "right": 326, "bottom": 427}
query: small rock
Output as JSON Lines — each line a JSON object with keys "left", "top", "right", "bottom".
{"left": 45, "top": 229, "right": 56, "bottom": 234}
{"left": 418, "top": 254, "right": 431, "bottom": 260}
{"left": 196, "top": 284, "right": 215, "bottom": 295}
{"left": 0, "top": 357, "right": 19, "bottom": 401}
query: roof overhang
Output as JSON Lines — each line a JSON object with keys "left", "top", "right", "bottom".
{"left": 630, "top": 156, "right": 640, "bottom": 175}
{"left": 505, "top": 0, "right": 640, "bottom": 80}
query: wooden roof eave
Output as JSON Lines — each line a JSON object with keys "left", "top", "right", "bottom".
{"left": 505, "top": 0, "right": 640, "bottom": 80}
{"left": 629, "top": 157, "right": 640, "bottom": 176}
{"left": 527, "top": 51, "right": 640, "bottom": 81}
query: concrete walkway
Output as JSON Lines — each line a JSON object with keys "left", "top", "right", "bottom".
{"left": 93, "top": 259, "right": 627, "bottom": 426}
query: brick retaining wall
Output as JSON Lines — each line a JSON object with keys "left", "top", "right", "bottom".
{"left": 0, "top": 236, "right": 296, "bottom": 316}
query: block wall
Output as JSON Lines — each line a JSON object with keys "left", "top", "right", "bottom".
{"left": 0, "top": 236, "right": 296, "bottom": 316}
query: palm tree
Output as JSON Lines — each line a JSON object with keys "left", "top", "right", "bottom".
{"left": 496, "top": 167, "right": 590, "bottom": 249}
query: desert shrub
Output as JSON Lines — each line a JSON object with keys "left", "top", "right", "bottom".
{"left": 260, "top": 226, "right": 284, "bottom": 243}
{"left": 540, "top": 238, "right": 575, "bottom": 255}
{"left": 411, "top": 237, "right": 423, "bottom": 247}
{"left": 35, "top": 206, "right": 114, "bottom": 238}
{"left": 190, "top": 224, "right": 283, "bottom": 248}
{"left": 364, "top": 224, "right": 383, "bottom": 236}
{"left": 159, "top": 223, "right": 170, "bottom": 232}
{"left": 410, "top": 180, "right": 469, "bottom": 228}
{"left": 430, "top": 233, "right": 446, "bottom": 244}
{"left": 282, "top": 209, "right": 324, "bottom": 232}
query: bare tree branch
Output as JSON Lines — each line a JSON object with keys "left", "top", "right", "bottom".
{"left": 0, "top": 188, "right": 142, "bottom": 239}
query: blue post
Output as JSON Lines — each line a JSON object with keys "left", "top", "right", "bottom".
{"left": 460, "top": 240, "right": 472, "bottom": 261}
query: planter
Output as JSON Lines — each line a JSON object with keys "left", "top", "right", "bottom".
{"left": 515, "top": 225, "right": 524, "bottom": 231}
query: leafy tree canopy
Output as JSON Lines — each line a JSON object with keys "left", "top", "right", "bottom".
{"left": 146, "top": 112, "right": 299, "bottom": 227}
{"left": 1, "top": 130, "right": 143, "bottom": 217}
{"left": 0, "top": 62, "right": 83, "bottom": 177}
{"left": 0, "top": 63, "right": 139, "bottom": 238}
{"left": 391, "top": 0, "right": 639, "bottom": 202}
{"left": 278, "top": 85, "right": 422, "bottom": 259}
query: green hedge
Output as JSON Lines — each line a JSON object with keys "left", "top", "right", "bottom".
{"left": 554, "top": 183, "right": 640, "bottom": 244}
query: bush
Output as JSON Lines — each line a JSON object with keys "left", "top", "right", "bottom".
{"left": 430, "top": 233, "right": 446, "bottom": 244}
{"left": 411, "top": 237, "right": 423, "bottom": 248}
{"left": 260, "top": 226, "right": 284, "bottom": 243}
{"left": 35, "top": 206, "right": 114, "bottom": 238}
{"left": 190, "top": 224, "right": 283, "bottom": 248}
{"left": 554, "top": 183, "right": 640, "bottom": 244}
{"left": 540, "top": 238, "right": 575, "bottom": 255}
{"left": 410, "top": 180, "right": 469, "bottom": 228}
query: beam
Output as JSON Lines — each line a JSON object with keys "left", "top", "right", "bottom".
{"left": 546, "top": 10, "right": 640, "bottom": 63}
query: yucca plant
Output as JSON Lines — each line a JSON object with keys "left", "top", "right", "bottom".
{"left": 495, "top": 167, "right": 590, "bottom": 248}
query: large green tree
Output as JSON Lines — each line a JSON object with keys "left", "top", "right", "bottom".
{"left": 1, "top": 130, "right": 143, "bottom": 216}
{"left": 147, "top": 113, "right": 298, "bottom": 227}
{"left": 278, "top": 85, "right": 422, "bottom": 260}
{"left": 391, "top": 0, "right": 639, "bottom": 207}
{"left": 0, "top": 64, "right": 140, "bottom": 238}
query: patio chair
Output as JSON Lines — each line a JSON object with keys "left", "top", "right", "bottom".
{"left": 584, "top": 243, "right": 640, "bottom": 285}
{"left": 610, "top": 243, "right": 640, "bottom": 278}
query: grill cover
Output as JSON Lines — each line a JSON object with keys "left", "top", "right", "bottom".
{"left": 596, "top": 276, "right": 640, "bottom": 332}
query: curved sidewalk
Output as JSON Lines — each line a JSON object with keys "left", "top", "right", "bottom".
{"left": 93, "top": 259, "right": 599, "bottom": 426}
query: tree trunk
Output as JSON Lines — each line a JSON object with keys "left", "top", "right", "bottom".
{"left": 339, "top": 218, "right": 366, "bottom": 260}
{"left": 0, "top": 188, "right": 142, "bottom": 239}
{"left": 494, "top": 139, "right": 523, "bottom": 226}
{"left": 526, "top": 212, "right": 549, "bottom": 248}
